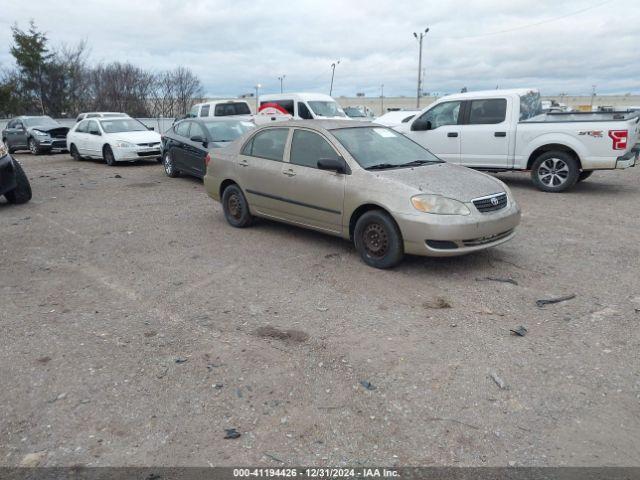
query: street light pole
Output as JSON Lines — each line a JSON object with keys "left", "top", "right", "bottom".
{"left": 413, "top": 28, "right": 429, "bottom": 109}
{"left": 254, "top": 84, "right": 261, "bottom": 112}
{"left": 380, "top": 84, "right": 384, "bottom": 115}
{"left": 330, "top": 60, "right": 340, "bottom": 96}
{"left": 278, "top": 75, "right": 286, "bottom": 93}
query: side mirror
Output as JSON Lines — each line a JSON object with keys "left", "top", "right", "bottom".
{"left": 411, "top": 119, "right": 432, "bottom": 131}
{"left": 148, "top": 126, "right": 155, "bottom": 131}
{"left": 317, "top": 157, "right": 348, "bottom": 174}
{"left": 89, "top": 130, "right": 101, "bottom": 136}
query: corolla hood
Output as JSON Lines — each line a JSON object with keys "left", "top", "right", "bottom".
{"left": 30, "top": 126, "right": 69, "bottom": 137}
{"left": 110, "top": 130, "right": 161, "bottom": 143}
{"left": 372, "top": 162, "right": 506, "bottom": 202}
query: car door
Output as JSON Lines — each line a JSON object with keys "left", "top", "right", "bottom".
{"left": 403, "top": 101, "right": 462, "bottom": 163}
{"left": 459, "top": 98, "right": 510, "bottom": 168}
{"left": 183, "top": 122, "right": 208, "bottom": 177}
{"left": 236, "top": 127, "right": 291, "bottom": 218}
{"left": 172, "top": 121, "right": 192, "bottom": 170}
{"left": 278, "top": 128, "right": 345, "bottom": 233}
{"left": 73, "top": 120, "right": 90, "bottom": 154}
{"left": 3, "top": 120, "right": 19, "bottom": 149}
{"left": 85, "top": 120, "right": 103, "bottom": 157}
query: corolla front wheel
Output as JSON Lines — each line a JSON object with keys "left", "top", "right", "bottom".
{"left": 354, "top": 210, "right": 404, "bottom": 269}
{"left": 163, "top": 152, "right": 179, "bottom": 178}
{"left": 222, "top": 184, "right": 253, "bottom": 228}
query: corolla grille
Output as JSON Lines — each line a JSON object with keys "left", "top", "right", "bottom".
{"left": 472, "top": 192, "right": 507, "bottom": 213}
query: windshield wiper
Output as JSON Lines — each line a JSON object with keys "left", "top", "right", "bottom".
{"left": 398, "top": 159, "right": 441, "bottom": 167}
{"left": 365, "top": 163, "right": 398, "bottom": 170}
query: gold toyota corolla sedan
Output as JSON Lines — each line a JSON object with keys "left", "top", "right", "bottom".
{"left": 204, "top": 120, "right": 521, "bottom": 268}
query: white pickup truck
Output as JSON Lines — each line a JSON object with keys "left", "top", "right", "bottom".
{"left": 395, "top": 89, "right": 640, "bottom": 192}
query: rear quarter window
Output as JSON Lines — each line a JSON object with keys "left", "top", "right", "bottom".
{"left": 468, "top": 99, "right": 507, "bottom": 124}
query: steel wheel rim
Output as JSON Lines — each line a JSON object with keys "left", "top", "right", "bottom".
{"left": 538, "top": 158, "right": 569, "bottom": 187}
{"left": 362, "top": 223, "right": 389, "bottom": 258}
{"left": 164, "top": 154, "right": 173, "bottom": 175}
{"left": 227, "top": 193, "right": 242, "bottom": 220}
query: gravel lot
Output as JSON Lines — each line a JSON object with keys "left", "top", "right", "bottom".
{"left": 1, "top": 152, "right": 639, "bottom": 467}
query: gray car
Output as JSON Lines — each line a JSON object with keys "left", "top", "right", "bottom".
{"left": 1, "top": 116, "right": 70, "bottom": 155}
{"left": 204, "top": 120, "right": 521, "bottom": 268}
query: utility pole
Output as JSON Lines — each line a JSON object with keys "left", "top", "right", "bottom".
{"left": 254, "top": 84, "right": 261, "bottom": 112}
{"left": 380, "top": 84, "right": 384, "bottom": 115}
{"left": 590, "top": 85, "right": 597, "bottom": 109}
{"left": 413, "top": 28, "right": 429, "bottom": 108}
{"left": 330, "top": 60, "right": 340, "bottom": 96}
{"left": 278, "top": 75, "right": 286, "bottom": 93}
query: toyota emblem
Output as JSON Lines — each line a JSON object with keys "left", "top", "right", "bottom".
{"left": 490, "top": 197, "right": 499, "bottom": 206}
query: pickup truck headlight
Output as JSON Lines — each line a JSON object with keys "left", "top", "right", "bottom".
{"left": 411, "top": 194, "right": 471, "bottom": 215}
{"left": 113, "top": 140, "right": 136, "bottom": 148}
{"left": 0, "top": 141, "right": 8, "bottom": 157}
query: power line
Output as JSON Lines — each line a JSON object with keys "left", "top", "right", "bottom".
{"left": 430, "top": 0, "right": 613, "bottom": 40}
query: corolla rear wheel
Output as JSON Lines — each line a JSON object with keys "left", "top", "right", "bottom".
{"left": 354, "top": 210, "right": 404, "bottom": 269}
{"left": 531, "top": 151, "right": 579, "bottom": 192}
{"left": 163, "top": 152, "right": 179, "bottom": 178}
{"left": 222, "top": 184, "right": 253, "bottom": 228}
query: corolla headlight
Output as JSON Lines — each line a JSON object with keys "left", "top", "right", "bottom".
{"left": 411, "top": 194, "right": 471, "bottom": 215}
{"left": 0, "top": 141, "right": 8, "bottom": 157}
{"left": 113, "top": 140, "right": 136, "bottom": 148}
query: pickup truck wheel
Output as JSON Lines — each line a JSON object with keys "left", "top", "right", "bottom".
{"left": 354, "top": 210, "right": 404, "bottom": 269}
{"left": 577, "top": 171, "right": 593, "bottom": 182}
{"left": 222, "top": 184, "right": 253, "bottom": 228}
{"left": 531, "top": 151, "right": 579, "bottom": 192}
{"left": 4, "top": 160, "right": 32, "bottom": 204}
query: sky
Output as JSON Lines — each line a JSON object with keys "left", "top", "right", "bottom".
{"left": 1, "top": 0, "right": 639, "bottom": 98}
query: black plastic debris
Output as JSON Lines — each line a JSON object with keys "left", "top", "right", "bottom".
{"left": 477, "top": 276, "right": 519, "bottom": 286}
{"left": 224, "top": 428, "right": 241, "bottom": 439}
{"left": 510, "top": 326, "right": 528, "bottom": 336}
{"left": 360, "top": 380, "right": 376, "bottom": 391}
{"left": 114, "top": 174, "right": 122, "bottom": 178}
{"left": 536, "top": 294, "right": 576, "bottom": 307}
{"left": 174, "top": 357, "right": 188, "bottom": 364}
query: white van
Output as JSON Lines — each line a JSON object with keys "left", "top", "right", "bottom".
{"left": 256, "top": 93, "right": 348, "bottom": 122}
{"left": 190, "top": 100, "right": 252, "bottom": 119}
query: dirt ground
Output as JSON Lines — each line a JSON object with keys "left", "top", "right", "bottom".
{"left": 1, "top": 152, "right": 639, "bottom": 467}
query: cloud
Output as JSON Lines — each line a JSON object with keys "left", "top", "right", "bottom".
{"left": 0, "top": 0, "right": 638, "bottom": 97}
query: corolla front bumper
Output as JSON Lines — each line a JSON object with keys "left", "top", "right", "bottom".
{"left": 395, "top": 198, "right": 521, "bottom": 257}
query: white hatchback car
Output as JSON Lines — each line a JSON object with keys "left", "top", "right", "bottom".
{"left": 66, "top": 117, "right": 162, "bottom": 165}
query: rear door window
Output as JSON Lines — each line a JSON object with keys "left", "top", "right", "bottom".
{"left": 243, "top": 128, "right": 289, "bottom": 161}
{"left": 468, "top": 99, "right": 507, "bottom": 124}
{"left": 200, "top": 105, "right": 210, "bottom": 117}
{"left": 214, "top": 102, "right": 251, "bottom": 116}
{"left": 290, "top": 130, "right": 339, "bottom": 168}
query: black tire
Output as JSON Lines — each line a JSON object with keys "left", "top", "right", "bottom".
{"left": 353, "top": 210, "right": 404, "bottom": 269}
{"left": 2, "top": 138, "right": 15, "bottom": 154}
{"left": 28, "top": 137, "right": 42, "bottom": 155}
{"left": 104, "top": 145, "right": 116, "bottom": 166}
{"left": 221, "top": 184, "right": 253, "bottom": 228}
{"left": 70, "top": 144, "right": 82, "bottom": 161}
{"left": 530, "top": 151, "right": 579, "bottom": 192}
{"left": 4, "top": 160, "right": 32, "bottom": 204}
{"left": 163, "top": 151, "right": 179, "bottom": 178}
{"left": 577, "top": 170, "right": 594, "bottom": 183}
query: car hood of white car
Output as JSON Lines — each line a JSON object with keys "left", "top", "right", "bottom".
{"left": 106, "top": 130, "right": 161, "bottom": 144}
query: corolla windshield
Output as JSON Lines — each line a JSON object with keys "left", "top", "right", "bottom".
{"left": 332, "top": 127, "right": 443, "bottom": 170}
{"left": 100, "top": 119, "right": 148, "bottom": 133}
{"left": 204, "top": 121, "right": 255, "bottom": 142}
{"left": 308, "top": 101, "right": 346, "bottom": 118}
{"left": 24, "top": 117, "right": 60, "bottom": 128}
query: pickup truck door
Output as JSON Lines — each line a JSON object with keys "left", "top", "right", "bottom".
{"left": 402, "top": 101, "right": 462, "bottom": 163}
{"left": 459, "top": 98, "right": 511, "bottom": 168}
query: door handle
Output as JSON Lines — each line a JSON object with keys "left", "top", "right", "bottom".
{"left": 494, "top": 132, "right": 507, "bottom": 137}
{"left": 238, "top": 160, "right": 249, "bottom": 167}
{"left": 447, "top": 132, "right": 458, "bottom": 137}
{"left": 283, "top": 169, "right": 296, "bottom": 177}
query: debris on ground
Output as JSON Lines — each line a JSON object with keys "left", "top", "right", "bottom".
{"left": 114, "top": 174, "right": 122, "bottom": 178}
{"left": 536, "top": 294, "right": 576, "bottom": 308}
{"left": 360, "top": 380, "right": 377, "bottom": 391}
{"left": 510, "top": 326, "right": 528, "bottom": 336}
{"left": 19, "top": 451, "right": 47, "bottom": 467}
{"left": 316, "top": 306, "right": 329, "bottom": 312}
{"left": 224, "top": 428, "right": 241, "bottom": 439}
{"left": 489, "top": 372, "right": 508, "bottom": 390}
{"left": 423, "top": 297, "right": 452, "bottom": 309}
{"left": 47, "top": 392, "right": 67, "bottom": 403}
{"left": 36, "top": 356, "right": 51, "bottom": 364}
{"left": 255, "top": 326, "right": 309, "bottom": 343}
{"left": 174, "top": 357, "right": 188, "bottom": 364}
{"left": 213, "top": 383, "right": 223, "bottom": 389}
{"left": 263, "top": 452, "right": 284, "bottom": 463}
{"left": 476, "top": 276, "right": 519, "bottom": 286}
